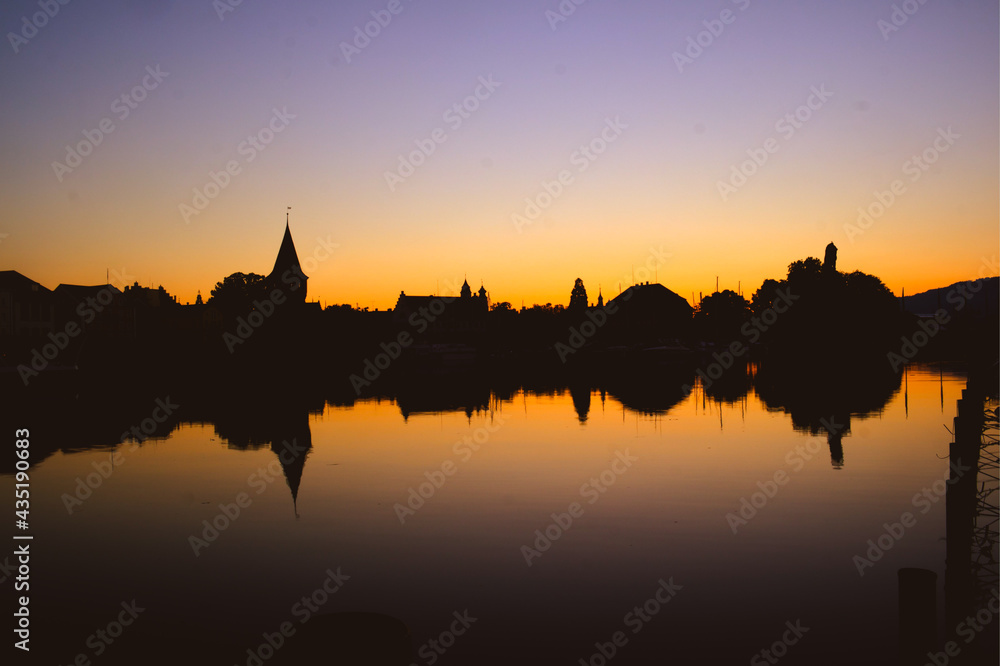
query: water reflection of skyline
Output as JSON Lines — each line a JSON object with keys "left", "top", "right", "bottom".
{"left": 1, "top": 362, "right": 986, "bottom": 665}
{"left": 7, "top": 363, "right": 957, "bottom": 507}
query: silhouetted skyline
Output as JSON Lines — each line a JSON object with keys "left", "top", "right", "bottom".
{"left": 1, "top": 3, "right": 997, "bottom": 664}
{"left": 1, "top": 1, "right": 997, "bottom": 309}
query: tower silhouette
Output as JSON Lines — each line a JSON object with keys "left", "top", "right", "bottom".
{"left": 266, "top": 221, "right": 307, "bottom": 304}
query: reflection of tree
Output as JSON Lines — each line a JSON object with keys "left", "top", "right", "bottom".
{"left": 603, "top": 366, "right": 694, "bottom": 415}
{"left": 753, "top": 360, "right": 902, "bottom": 468}
{"left": 701, "top": 361, "right": 752, "bottom": 404}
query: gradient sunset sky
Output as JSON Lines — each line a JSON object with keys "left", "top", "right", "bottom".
{"left": 1, "top": 0, "right": 997, "bottom": 309}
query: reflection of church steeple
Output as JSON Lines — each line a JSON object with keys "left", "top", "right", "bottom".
{"left": 205, "top": 387, "right": 319, "bottom": 515}
{"left": 569, "top": 383, "right": 591, "bottom": 423}
{"left": 270, "top": 409, "right": 313, "bottom": 517}
{"left": 272, "top": 441, "right": 311, "bottom": 517}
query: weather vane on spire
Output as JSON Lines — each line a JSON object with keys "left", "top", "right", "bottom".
{"left": 287, "top": 206, "right": 291, "bottom": 224}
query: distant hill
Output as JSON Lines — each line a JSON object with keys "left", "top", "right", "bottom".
{"left": 901, "top": 276, "right": 998, "bottom": 317}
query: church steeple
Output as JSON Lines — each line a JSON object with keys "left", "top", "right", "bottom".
{"left": 267, "top": 218, "right": 307, "bottom": 303}
{"left": 460, "top": 279, "right": 472, "bottom": 299}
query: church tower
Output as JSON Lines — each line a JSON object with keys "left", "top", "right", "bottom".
{"left": 266, "top": 220, "right": 307, "bottom": 304}
{"left": 823, "top": 242, "right": 838, "bottom": 274}
{"left": 477, "top": 283, "right": 489, "bottom": 311}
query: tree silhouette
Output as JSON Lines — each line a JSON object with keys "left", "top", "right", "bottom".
{"left": 787, "top": 257, "right": 823, "bottom": 284}
{"left": 749, "top": 256, "right": 906, "bottom": 363}
{"left": 695, "top": 289, "right": 749, "bottom": 341}
{"left": 569, "top": 278, "right": 588, "bottom": 310}
{"left": 208, "top": 272, "right": 266, "bottom": 317}
{"left": 750, "top": 279, "right": 782, "bottom": 315}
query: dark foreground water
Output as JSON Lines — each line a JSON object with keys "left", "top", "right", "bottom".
{"left": 3, "top": 362, "right": 996, "bottom": 665}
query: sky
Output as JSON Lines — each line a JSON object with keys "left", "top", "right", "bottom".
{"left": 1, "top": 0, "right": 997, "bottom": 309}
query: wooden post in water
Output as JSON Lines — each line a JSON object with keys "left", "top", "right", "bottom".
{"left": 898, "top": 568, "right": 936, "bottom": 665}
{"left": 945, "top": 384, "right": 984, "bottom": 641}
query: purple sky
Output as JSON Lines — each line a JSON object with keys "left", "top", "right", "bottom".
{"left": 1, "top": 0, "right": 996, "bottom": 307}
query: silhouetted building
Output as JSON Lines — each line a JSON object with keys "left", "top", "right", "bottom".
{"left": 569, "top": 278, "right": 588, "bottom": 311}
{"left": 266, "top": 222, "right": 307, "bottom": 305}
{"left": 54, "top": 283, "right": 130, "bottom": 336}
{"left": 605, "top": 282, "right": 693, "bottom": 341}
{"left": 823, "top": 242, "right": 837, "bottom": 273}
{"left": 393, "top": 278, "right": 489, "bottom": 335}
{"left": 122, "top": 282, "right": 178, "bottom": 308}
{"left": 0, "top": 271, "right": 56, "bottom": 337}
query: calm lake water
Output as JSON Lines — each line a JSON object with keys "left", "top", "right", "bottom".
{"left": 7, "top": 363, "right": 982, "bottom": 664}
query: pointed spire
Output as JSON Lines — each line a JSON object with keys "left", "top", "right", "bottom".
{"left": 273, "top": 433, "right": 310, "bottom": 520}
{"left": 267, "top": 213, "right": 307, "bottom": 303}
{"left": 271, "top": 222, "right": 303, "bottom": 277}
